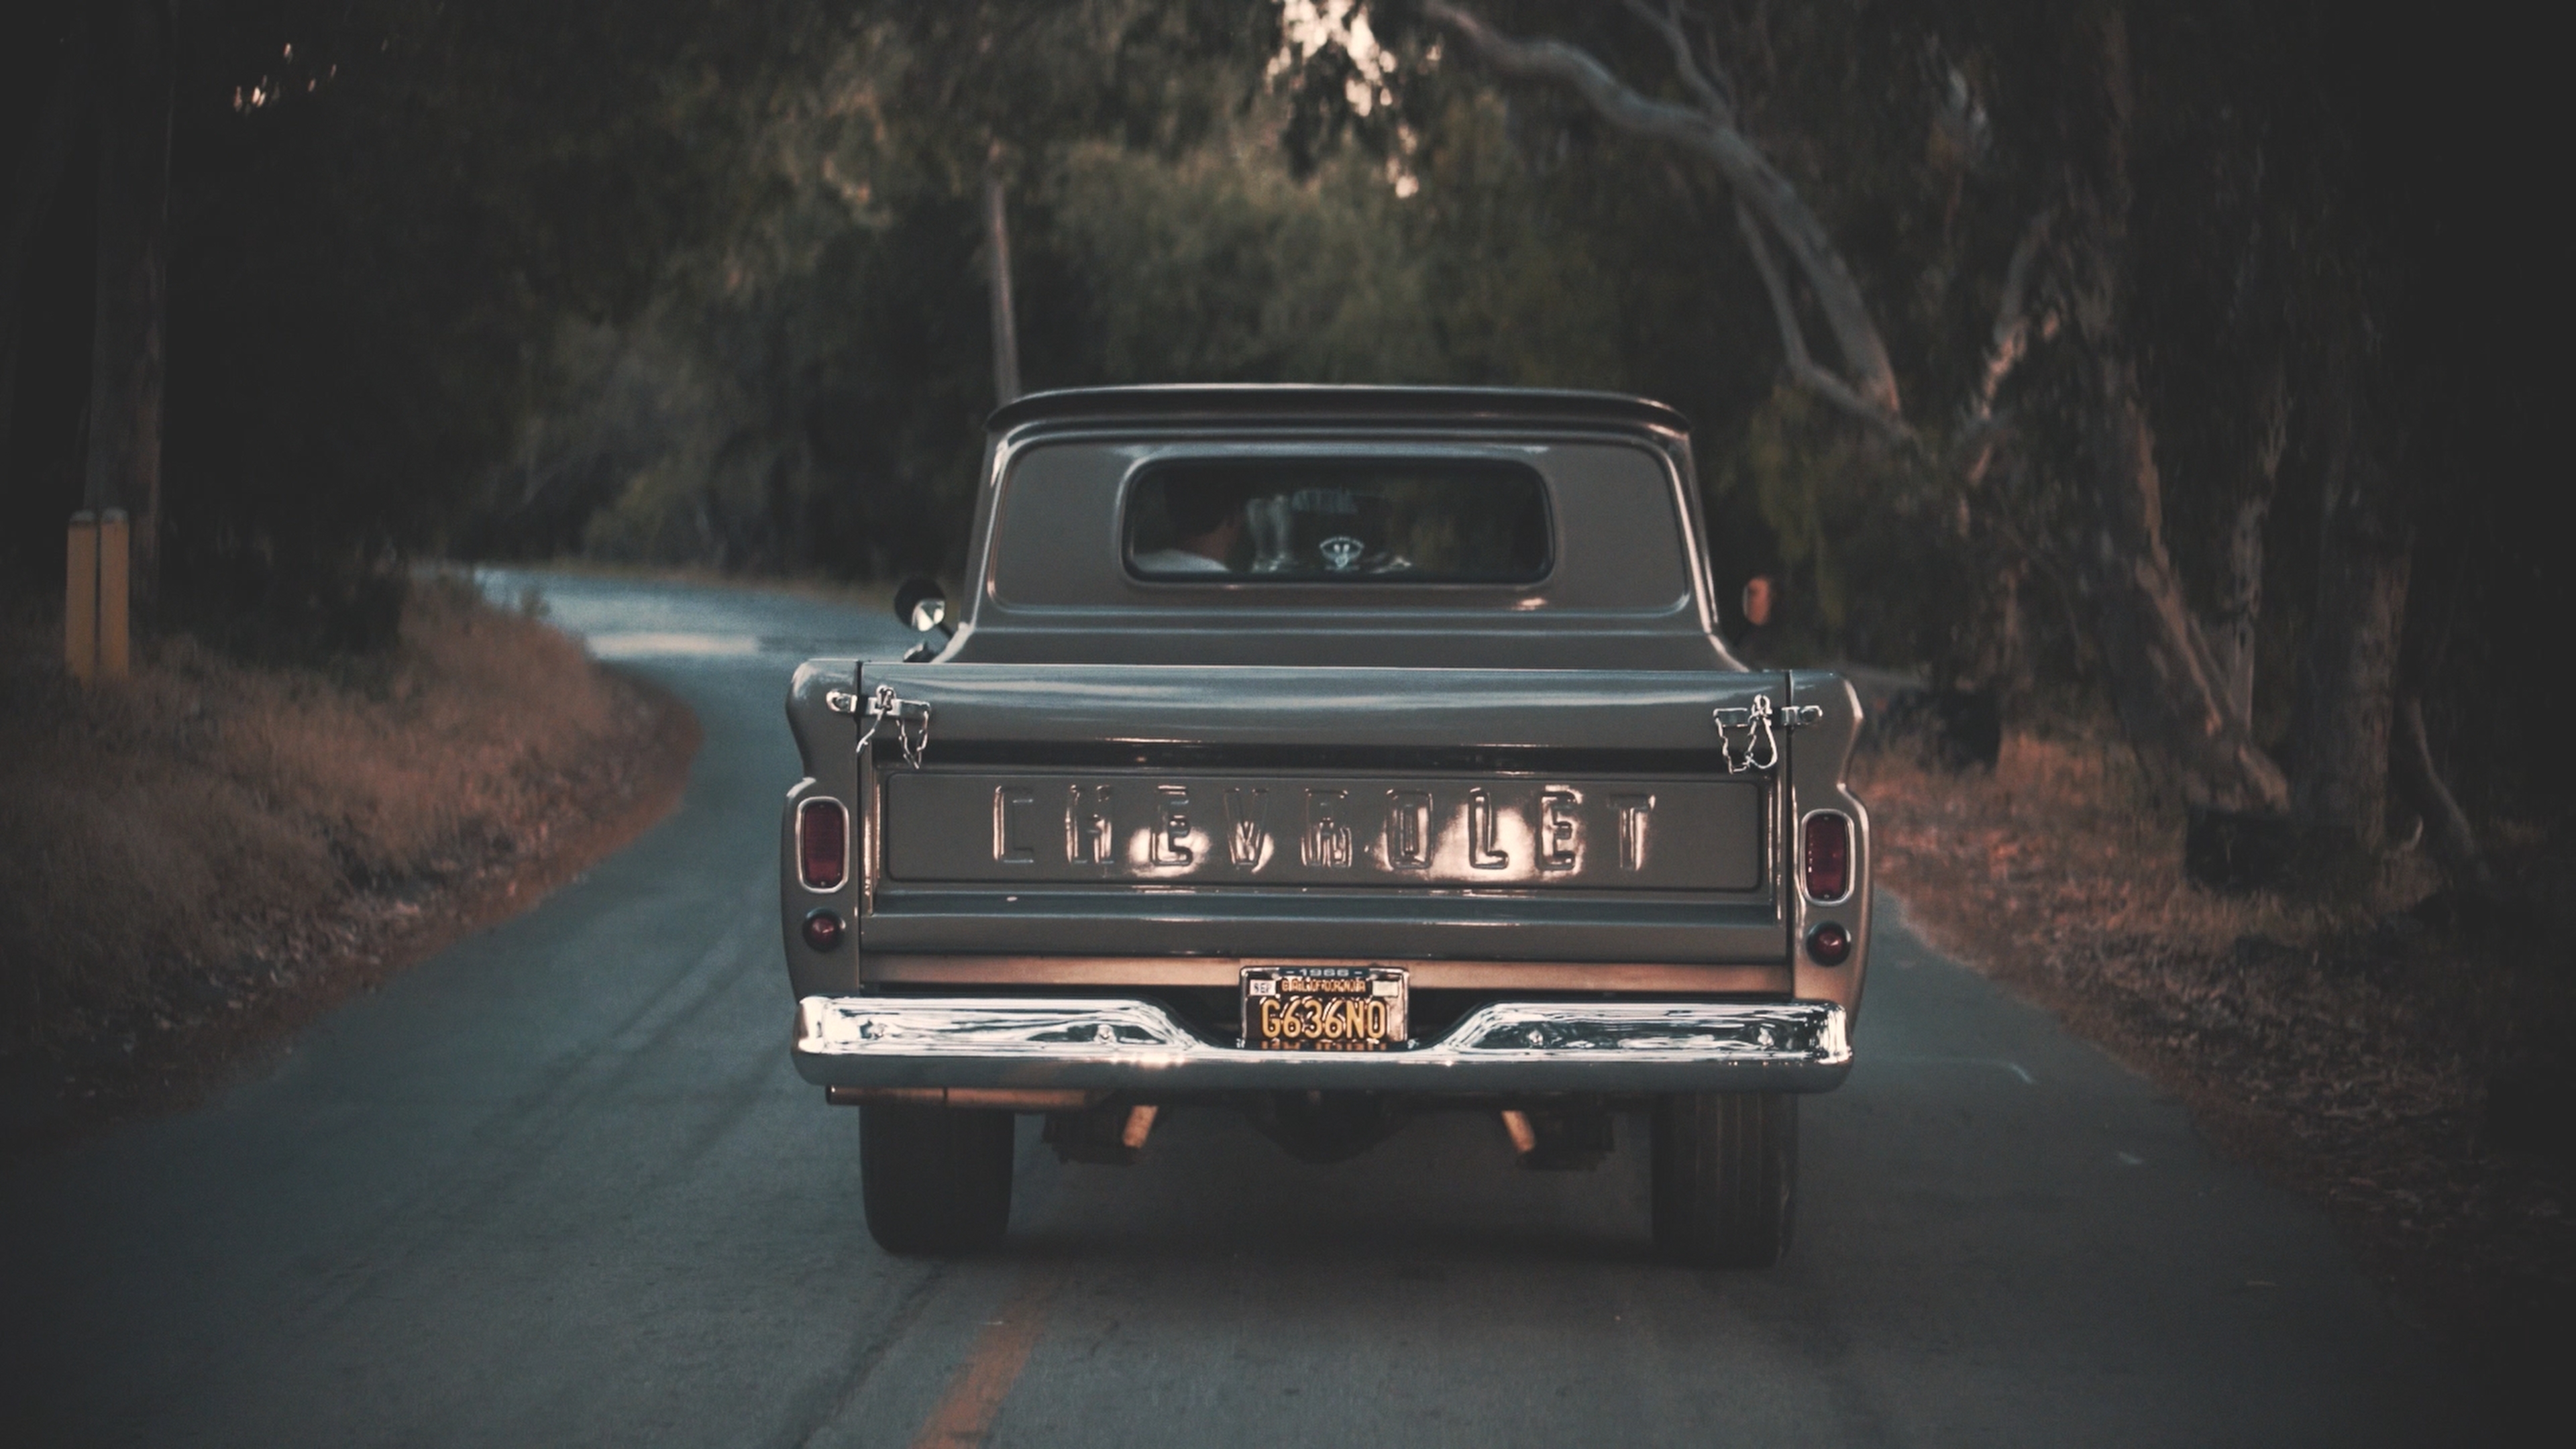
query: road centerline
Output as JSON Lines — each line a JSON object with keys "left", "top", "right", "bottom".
{"left": 908, "top": 1268, "right": 1060, "bottom": 1448}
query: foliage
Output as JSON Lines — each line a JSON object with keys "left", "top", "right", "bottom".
{"left": 3, "top": 0, "right": 2556, "bottom": 827}
{"left": 7, "top": 0, "right": 859, "bottom": 641}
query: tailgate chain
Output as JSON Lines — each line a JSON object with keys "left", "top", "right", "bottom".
{"left": 827, "top": 683, "right": 933, "bottom": 768}
{"left": 1711, "top": 694, "right": 1823, "bottom": 773}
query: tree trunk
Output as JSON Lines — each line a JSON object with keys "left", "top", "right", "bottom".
{"left": 2060, "top": 5, "right": 2288, "bottom": 814}
{"left": 1, "top": 24, "right": 91, "bottom": 535}
{"left": 80, "top": 0, "right": 174, "bottom": 613}
{"left": 2072, "top": 352, "right": 2291, "bottom": 812}
{"left": 2214, "top": 493, "right": 2265, "bottom": 724}
{"left": 2394, "top": 696, "right": 2498, "bottom": 904}
{"left": 983, "top": 147, "right": 1020, "bottom": 407}
{"left": 2212, "top": 367, "right": 2286, "bottom": 727}
{"left": 2290, "top": 341, "right": 2412, "bottom": 854}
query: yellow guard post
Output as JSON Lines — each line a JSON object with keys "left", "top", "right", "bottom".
{"left": 97, "top": 510, "right": 130, "bottom": 679}
{"left": 64, "top": 509, "right": 130, "bottom": 683}
{"left": 64, "top": 511, "right": 97, "bottom": 683}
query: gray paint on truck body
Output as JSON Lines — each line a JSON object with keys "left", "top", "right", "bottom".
{"left": 781, "top": 385, "right": 1870, "bottom": 1039}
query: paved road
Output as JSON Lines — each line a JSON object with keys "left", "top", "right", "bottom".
{"left": 3, "top": 572, "right": 2469, "bottom": 1446}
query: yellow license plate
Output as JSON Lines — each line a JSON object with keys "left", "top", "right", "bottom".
{"left": 1242, "top": 967, "right": 1409, "bottom": 1051}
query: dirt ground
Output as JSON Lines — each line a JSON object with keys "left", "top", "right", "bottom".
{"left": 0, "top": 576, "right": 699, "bottom": 1143}
{"left": 1853, "top": 731, "right": 2575, "bottom": 1394}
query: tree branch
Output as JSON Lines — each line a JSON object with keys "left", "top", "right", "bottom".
{"left": 1733, "top": 199, "right": 1904, "bottom": 437}
{"left": 1960, "top": 207, "right": 2054, "bottom": 482}
{"left": 1972, "top": 208, "right": 2053, "bottom": 423}
{"left": 1427, "top": 0, "right": 1909, "bottom": 437}
{"left": 1619, "top": 0, "right": 1731, "bottom": 124}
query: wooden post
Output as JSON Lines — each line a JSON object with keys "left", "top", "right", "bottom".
{"left": 97, "top": 508, "right": 129, "bottom": 678}
{"left": 65, "top": 511, "right": 98, "bottom": 682}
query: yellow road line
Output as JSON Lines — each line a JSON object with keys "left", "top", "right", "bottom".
{"left": 908, "top": 1270, "right": 1057, "bottom": 1448}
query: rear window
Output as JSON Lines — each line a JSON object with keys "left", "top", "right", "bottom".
{"left": 1124, "top": 459, "right": 1552, "bottom": 583}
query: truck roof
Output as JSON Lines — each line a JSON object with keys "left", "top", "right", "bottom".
{"left": 985, "top": 384, "right": 1692, "bottom": 436}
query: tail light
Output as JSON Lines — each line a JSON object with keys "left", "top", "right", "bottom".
{"left": 1803, "top": 812, "right": 1851, "bottom": 902}
{"left": 798, "top": 797, "right": 849, "bottom": 890}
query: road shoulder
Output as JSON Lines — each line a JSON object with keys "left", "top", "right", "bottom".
{"left": 0, "top": 591, "right": 702, "bottom": 1149}
{"left": 1856, "top": 733, "right": 2572, "bottom": 1417}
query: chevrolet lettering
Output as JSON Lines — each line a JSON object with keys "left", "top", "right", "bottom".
{"left": 780, "top": 386, "right": 1870, "bottom": 1266}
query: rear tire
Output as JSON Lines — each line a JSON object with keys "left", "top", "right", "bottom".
{"left": 859, "top": 1104, "right": 1015, "bottom": 1254}
{"left": 1650, "top": 1092, "right": 1796, "bottom": 1268}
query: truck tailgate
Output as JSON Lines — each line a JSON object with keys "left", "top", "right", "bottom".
{"left": 849, "top": 663, "right": 1800, "bottom": 964}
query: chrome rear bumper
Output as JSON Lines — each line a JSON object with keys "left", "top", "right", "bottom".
{"left": 792, "top": 996, "right": 1851, "bottom": 1094}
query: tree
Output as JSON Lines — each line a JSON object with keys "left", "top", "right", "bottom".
{"left": 490, "top": 1, "right": 1292, "bottom": 578}
{"left": 82, "top": 0, "right": 174, "bottom": 610}
{"left": 0, "top": 20, "right": 91, "bottom": 566}
{"left": 1421, "top": 0, "right": 2349, "bottom": 814}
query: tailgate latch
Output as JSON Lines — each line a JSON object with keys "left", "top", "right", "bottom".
{"left": 831, "top": 683, "right": 933, "bottom": 767}
{"left": 1711, "top": 694, "right": 1823, "bottom": 773}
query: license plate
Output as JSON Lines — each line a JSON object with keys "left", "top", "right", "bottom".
{"left": 1242, "top": 967, "right": 1408, "bottom": 1051}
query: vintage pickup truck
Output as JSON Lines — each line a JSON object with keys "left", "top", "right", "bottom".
{"left": 780, "top": 386, "right": 1868, "bottom": 1267}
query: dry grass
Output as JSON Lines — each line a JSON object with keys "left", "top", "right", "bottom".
{"left": 1855, "top": 731, "right": 2576, "bottom": 1379}
{"left": 0, "top": 576, "right": 694, "bottom": 1122}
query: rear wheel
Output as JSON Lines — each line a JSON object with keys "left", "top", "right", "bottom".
{"left": 1650, "top": 1092, "right": 1796, "bottom": 1268}
{"left": 859, "top": 1104, "right": 1015, "bottom": 1254}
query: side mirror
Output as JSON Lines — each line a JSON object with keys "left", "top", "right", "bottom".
{"left": 892, "top": 577, "right": 951, "bottom": 635}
